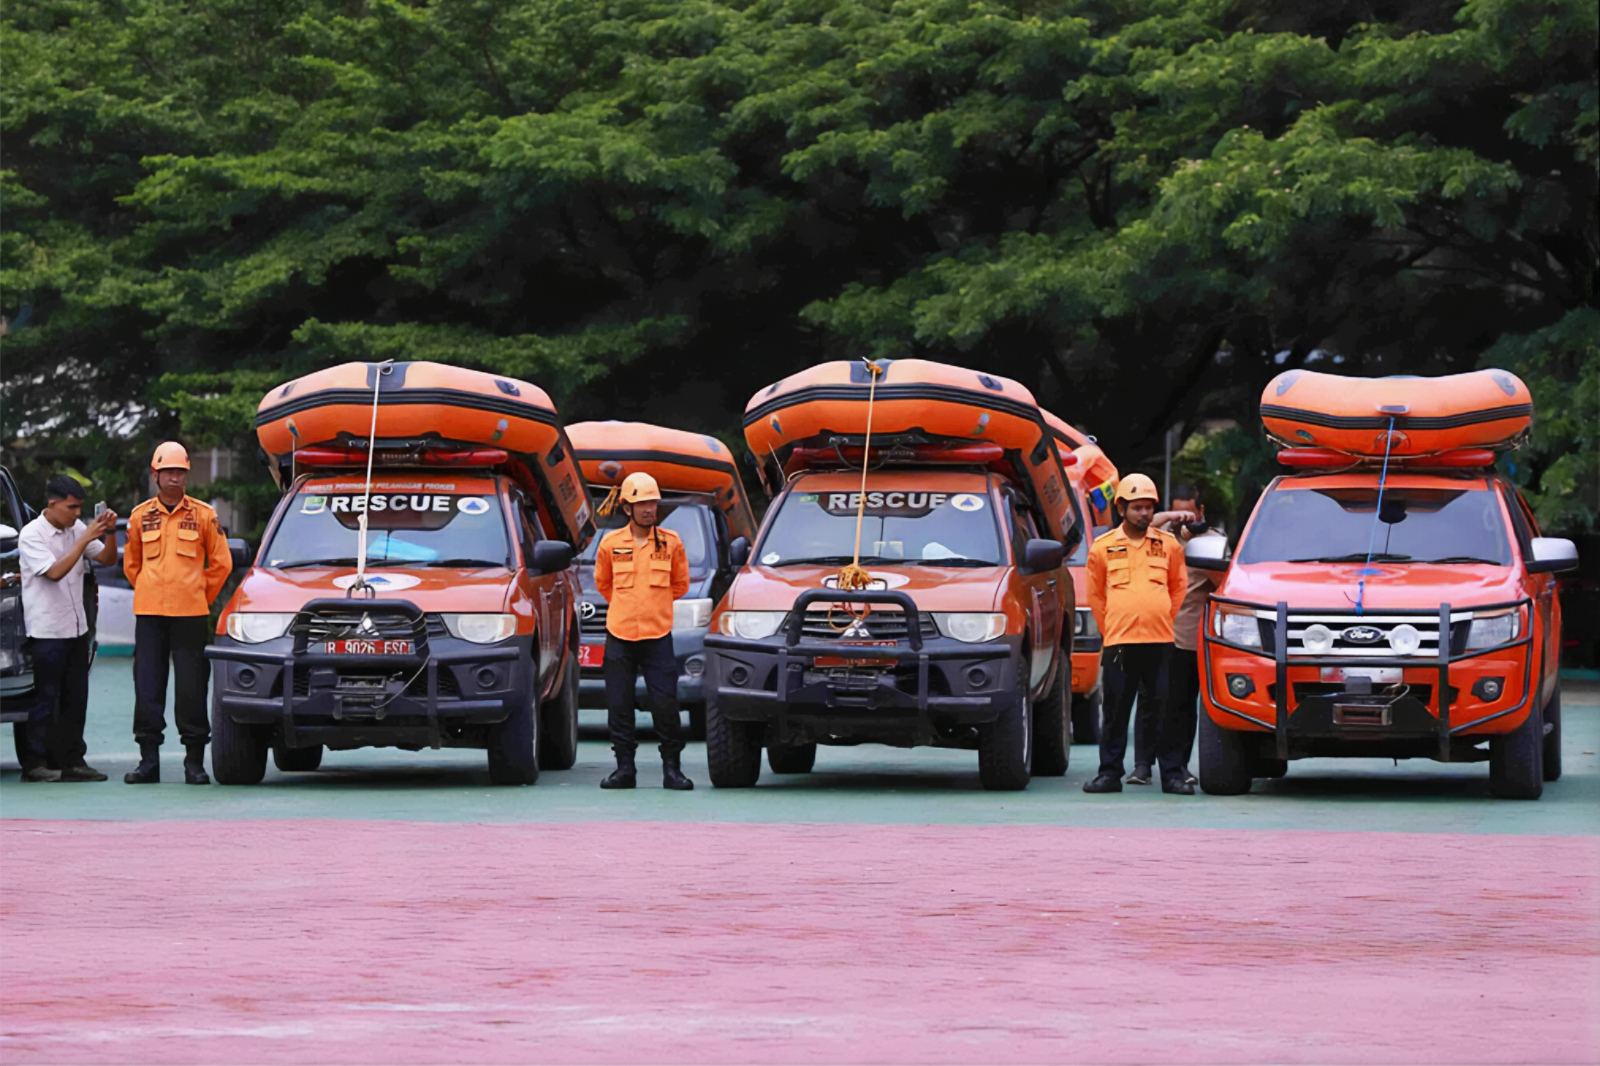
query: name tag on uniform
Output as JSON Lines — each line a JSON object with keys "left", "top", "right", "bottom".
{"left": 612, "top": 547, "right": 633, "bottom": 559}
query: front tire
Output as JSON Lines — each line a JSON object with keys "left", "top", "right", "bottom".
{"left": 211, "top": 693, "right": 268, "bottom": 785}
{"left": 272, "top": 743, "right": 323, "bottom": 772}
{"left": 1542, "top": 682, "right": 1562, "bottom": 782}
{"left": 1032, "top": 655, "right": 1071, "bottom": 777}
{"left": 767, "top": 742, "right": 816, "bottom": 774}
{"left": 705, "top": 695, "right": 762, "bottom": 787}
{"left": 1490, "top": 703, "right": 1543, "bottom": 800}
{"left": 978, "top": 664, "right": 1032, "bottom": 791}
{"left": 488, "top": 664, "right": 541, "bottom": 786}
{"left": 1198, "top": 709, "right": 1253, "bottom": 795}
{"left": 539, "top": 651, "right": 580, "bottom": 771}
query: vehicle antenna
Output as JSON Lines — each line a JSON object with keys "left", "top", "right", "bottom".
{"left": 835, "top": 359, "right": 884, "bottom": 594}
{"left": 1348, "top": 415, "right": 1397, "bottom": 616}
{"left": 351, "top": 360, "right": 395, "bottom": 594}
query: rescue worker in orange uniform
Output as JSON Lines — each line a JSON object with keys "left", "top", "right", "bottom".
{"left": 593, "top": 472, "right": 693, "bottom": 790}
{"left": 123, "top": 443, "right": 233, "bottom": 785}
{"left": 1082, "top": 473, "right": 1190, "bottom": 795}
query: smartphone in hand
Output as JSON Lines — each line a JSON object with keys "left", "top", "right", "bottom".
{"left": 94, "top": 502, "right": 107, "bottom": 518}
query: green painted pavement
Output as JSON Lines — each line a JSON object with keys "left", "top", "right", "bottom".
{"left": 3, "top": 658, "right": 1596, "bottom": 834}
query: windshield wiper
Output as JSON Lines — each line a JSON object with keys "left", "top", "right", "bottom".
{"left": 1425, "top": 556, "right": 1501, "bottom": 565}
{"left": 1289, "top": 553, "right": 1412, "bottom": 564}
{"left": 769, "top": 555, "right": 870, "bottom": 567}
{"left": 273, "top": 558, "right": 360, "bottom": 569}
{"left": 900, "top": 558, "right": 1000, "bottom": 568}
{"left": 390, "top": 558, "right": 507, "bottom": 568}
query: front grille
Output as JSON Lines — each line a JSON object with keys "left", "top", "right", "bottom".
{"left": 1275, "top": 611, "right": 1471, "bottom": 658}
{"left": 796, "top": 609, "right": 938, "bottom": 642}
{"left": 579, "top": 601, "right": 608, "bottom": 637}
{"left": 295, "top": 606, "right": 427, "bottom": 647}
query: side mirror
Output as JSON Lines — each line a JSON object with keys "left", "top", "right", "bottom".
{"left": 532, "top": 540, "right": 574, "bottom": 575}
{"left": 227, "top": 538, "right": 252, "bottom": 572}
{"left": 1185, "top": 535, "right": 1229, "bottom": 572}
{"left": 1023, "top": 538, "right": 1065, "bottom": 574}
{"left": 1526, "top": 537, "right": 1578, "bottom": 574}
{"left": 0, "top": 522, "right": 16, "bottom": 555}
{"left": 728, "top": 537, "right": 751, "bottom": 568}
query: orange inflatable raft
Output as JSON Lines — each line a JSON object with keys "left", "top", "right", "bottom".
{"left": 743, "top": 359, "right": 1077, "bottom": 541}
{"left": 1043, "top": 411, "right": 1119, "bottom": 519}
{"left": 1261, "top": 369, "right": 1532, "bottom": 458}
{"left": 567, "top": 421, "right": 758, "bottom": 543}
{"left": 256, "top": 361, "right": 593, "bottom": 546}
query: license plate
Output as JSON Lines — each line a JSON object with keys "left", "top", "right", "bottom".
{"left": 315, "top": 640, "right": 413, "bottom": 655}
{"left": 815, "top": 640, "right": 896, "bottom": 668}
{"left": 1321, "top": 666, "right": 1402, "bottom": 684}
{"left": 578, "top": 643, "right": 605, "bottom": 668}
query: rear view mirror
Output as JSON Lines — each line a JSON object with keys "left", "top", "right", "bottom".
{"left": 227, "top": 538, "right": 252, "bottom": 572}
{"left": 1022, "top": 538, "right": 1065, "bottom": 574}
{"left": 532, "top": 540, "right": 574, "bottom": 575}
{"left": 728, "top": 537, "right": 750, "bottom": 568}
{"left": 0, "top": 523, "right": 16, "bottom": 555}
{"left": 1185, "top": 535, "right": 1230, "bottom": 572}
{"left": 1526, "top": 537, "right": 1578, "bottom": 574}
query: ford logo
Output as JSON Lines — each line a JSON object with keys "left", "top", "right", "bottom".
{"left": 578, "top": 602, "right": 597, "bottom": 621}
{"left": 1341, "top": 626, "right": 1384, "bottom": 645}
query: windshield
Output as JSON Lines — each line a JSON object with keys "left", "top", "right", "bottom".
{"left": 578, "top": 504, "right": 711, "bottom": 569}
{"left": 758, "top": 486, "right": 1002, "bottom": 567}
{"left": 264, "top": 482, "right": 510, "bottom": 568}
{"left": 1237, "top": 486, "right": 1511, "bottom": 566}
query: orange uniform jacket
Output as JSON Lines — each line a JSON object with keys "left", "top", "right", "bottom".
{"left": 593, "top": 525, "right": 690, "bottom": 641}
{"left": 123, "top": 495, "right": 233, "bottom": 617}
{"left": 1086, "top": 525, "right": 1187, "bottom": 646}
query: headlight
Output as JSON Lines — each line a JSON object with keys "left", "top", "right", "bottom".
{"left": 1465, "top": 609, "right": 1520, "bottom": 650}
{"left": 933, "top": 613, "right": 1007, "bottom": 643}
{"left": 1388, "top": 623, "right": 1422, "bottom": 656}
{"left": 673, "top": 598, "right": 714, "bottom": 631}
{"left": 717, "top": 611, "right": 788, "bottom": 640}
{"left": 1214, "top": 607, "right": 1263, "bottom": 648}
{"left": 1074, "top": 609, "right": 1098, "bottom": 638}
{"left": 226, "top": 612, "right": 296, "bottom": 643}
{"left": 441, "top": 613, "right": 516, "bottom": 644}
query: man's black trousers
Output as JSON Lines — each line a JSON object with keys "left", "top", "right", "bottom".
{"left": 1166, "top": 646, "right": 1201, "bottom": 775}
{"left": 133, "top": 615, "right": 211, "bottom": 747}
{"left": 1098, "top": 642, "right": 1189, "bottom": 782}
{"left": 23, "top": 634, "right": 91, "bottom": 769}
{"left": 603, "top": 632, "right": 685, "bottom": 760}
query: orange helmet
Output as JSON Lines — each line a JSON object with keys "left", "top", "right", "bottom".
{"left": 151, "top": 441, "right": 191, "bottom": 471}
{"left": 619, "top": 472, "right": 661, "bottom": 504}
{"left": 1114, "top": 472, "right": 1159, "bottom": 505}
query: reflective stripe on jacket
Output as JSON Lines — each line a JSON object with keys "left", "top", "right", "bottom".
{"left": 1086, "top": 525, "right": 1187, "bottom": 646}
{"left": 593, "top": 526, "right": 690, "bottom": 641}
{"left": 123, "top": 495, "right": 233, "bottom": 617}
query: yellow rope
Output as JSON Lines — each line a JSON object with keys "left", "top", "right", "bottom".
{"left": 834, "top": 360, "right": 883, "bottom": 593}
{"left": 595, "top": 483, "right": 622, "bottom": 517}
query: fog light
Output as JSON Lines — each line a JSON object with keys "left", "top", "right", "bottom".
{"left": 476, "top": 667, "right": 498, "bottom": 690}
{"left": 1301, "top": 624, "right": 1334, "bottom": 654}
{"left": 729, "top": 665, "right": 750, "bottom": 686}
{"left": 1388, "top": 624, "right": 1422, "bottom": 656}
{"left": 235, "top": 667, "right": 257, "bottom": 689}
{"left": 1472, "top": 676, "right": 1505, "bottom": 701}
{"left": 1227, "top": 674, "right": 1255, "bottom": 698}
{"left": 685, "top": 655, "right": 705, "bottom": 678}
{"left": 966, "top": 666, "right": 989, "bottom": 689}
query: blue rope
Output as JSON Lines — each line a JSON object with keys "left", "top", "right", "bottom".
{"left": 1353, "top": 416, "right": 1397, "bottom": 616}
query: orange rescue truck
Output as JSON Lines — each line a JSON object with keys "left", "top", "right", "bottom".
{"left": 1187, "top": 369, "right": 1576, "bottom": 799}
{"left": 207, "top": 362, "right": 593, "bottom": 785}
{"left": 704, "top": 359, "right": 1082, "bottom": 790}
{"left": 568, "top": 421, "right": 758, "bottom": 737}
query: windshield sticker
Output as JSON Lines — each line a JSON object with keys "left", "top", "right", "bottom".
{"left": 300, "top": 495, "right": 327, "bottom": 515}
{"left": 950, "top": 493, "right": 985, "bottom": 512}
{"left": 299, "top": 492, "right": 498, "bottom": 532}
{"left": 761, "top": 551, "right": 782, "bottom": 565}
{"left": 331, "top": 572, "right": 422, "bottom": 592}
{"left": 456, "top": 497, "right": 491, "bottom": 515}
{"left": 819, "top": 491, "right": 972, "bottom": 517}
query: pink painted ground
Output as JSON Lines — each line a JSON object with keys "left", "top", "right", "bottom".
{"left": 2, "top": 821, "right": 1596, "bottom": 1064}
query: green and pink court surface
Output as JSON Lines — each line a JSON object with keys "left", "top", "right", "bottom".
{"left": 3, "top": 661, "right": 1596, "bottom": 1063}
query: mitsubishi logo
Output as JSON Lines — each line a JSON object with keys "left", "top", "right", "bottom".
{"left": 1341, "top": 626, "right": 1383, "bottom": 645}
{"left": 579, "top": 601, "right": 597, "bottom": 621}
{"left": 356, "top": 613, "right": 378, "bottom": 636}
{"left": 840, "top": 618, "right": 872, "bottom": 639}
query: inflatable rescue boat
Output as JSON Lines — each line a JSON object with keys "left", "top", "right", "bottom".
{"left": 567, "top": 421, "right": 758, "bottom": 543}
{"left": 1043, "top": 411, "right": 1119, "bottom": 518}
{"left": 743, "top": 359, "right": 1077, "bottom": 541}
{"left": 1261, "top": 369, "right": 1533, "bottom": 459}
{"left": 256, "top": 361, "right": 593, "bottom": 546}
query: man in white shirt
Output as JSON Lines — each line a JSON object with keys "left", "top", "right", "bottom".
{"left": 17, "top": 476, "right": 117, "bottom": 781}
{"left": 1154, "top": 483, "right": 1226, "bottom": 786}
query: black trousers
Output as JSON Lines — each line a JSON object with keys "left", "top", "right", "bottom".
{"left": 604, "top": 633, "right": 685, "bottom": 760}
{"left": 1098, "top": 642, "right": 1187, "bottom": 781}
{"left": 1166, "top": 647, "right": 1201, "bottom": 775}
{"left": 23, "top": 634, "right": 92, "bottom": 769}
{"left": 133, "top": 615, "right": 211, "bottom": 747}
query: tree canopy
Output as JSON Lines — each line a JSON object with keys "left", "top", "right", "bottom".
{"left": 3, "top": 0, "right": 1596, "bottom": 529}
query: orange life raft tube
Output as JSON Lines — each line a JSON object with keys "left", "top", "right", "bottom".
{"left": 1042, "top": 411, "right": 1120, "bottom": 520}
{"left": 743, "top": 359, "right": 1078, "bottom": 542}
{"left": 1261, "top": 369, "right": 1533, "bottom": 458}
{"left": 256, "top": 361, "right": 594, "bottom": 546}
{"left": 567, "top": 421, "right": 758, "bottom": 543}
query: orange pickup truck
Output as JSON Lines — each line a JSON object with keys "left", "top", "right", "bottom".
{"left": 1187, "top": 370, "right": 1576, "bottom": 799}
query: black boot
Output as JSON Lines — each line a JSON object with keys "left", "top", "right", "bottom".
{"left": 600, "top": 751, "right": 637, "bottom": 789}
{"left": 183, "top": 743, "right": 210, "bottom": 786}
{"left": 124, "top": 744, "right": 161, "bottom": 784}
{"left": 662, "top": 753, "right": 694, "bottom": 791}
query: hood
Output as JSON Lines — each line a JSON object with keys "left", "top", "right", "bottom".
{"left": 230, "top": 566, "right": 515, "bottom": 614}
{"left": 725, "top": 563, "right": 1010, "bottom": 612}
{"left": 1221, "top": 561, "right": 1525, "bottom": 612}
